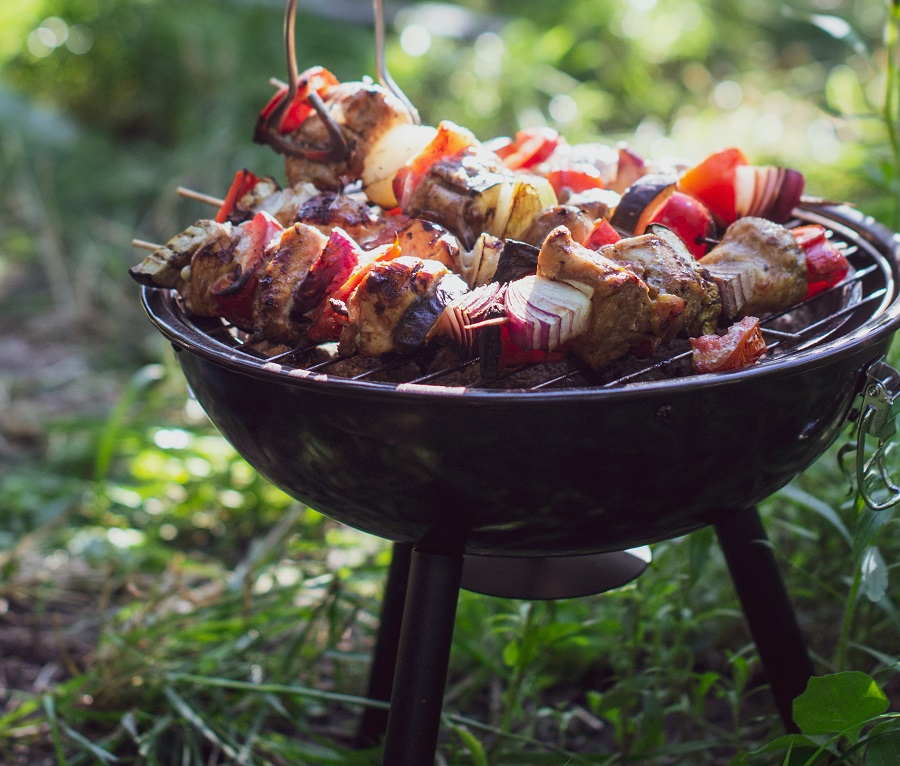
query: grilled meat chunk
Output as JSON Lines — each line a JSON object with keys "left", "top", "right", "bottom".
{"left": 402, "top": 148, "right": 515, "bottom": 250}
{"left": 295, "top": 192, "right": 382, "bottom": 241}
{"left": 251, "top": 223, "right": 329, "bottom": 343}
{"left": 284, "top": 81, "right": 414, "bottom": 191}
{"left": 699, "top": 217, "right": 807, "bottom": 320}
{"left": 521, "top": 205, "right": 593, "bottom": 248}
{"left": 537, "top": 226, "right": 655, "bottom": 369}
{"left": 340, "top": 256, "right": 449, "bottom": 356}
{"left": 129, "top": 220, "right": 234, "bottom": 289}
{"left": 362, "top": 216, "right": 463, "bottom": 272}
{"left": 601, "top": 233, "right": 721, "bottom": 339}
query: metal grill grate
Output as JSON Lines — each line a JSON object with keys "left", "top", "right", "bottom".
{"left": 150, "top": 207, "right": 897, "bottom": 393}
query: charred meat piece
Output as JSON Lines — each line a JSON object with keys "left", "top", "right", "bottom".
{"left": 601, "top": 232, "right": 721, "bottom": 339}
{"left": 340, "top": 256, "right": 450, "bottom": 356}
{"left": 362, "top": 216, "right": 463, "bottom": 273}
{"left": 521, "top": 205, "right": 593, "bottom": 248}
{"left": 284, "top": 81, "right": 414, "bottom": 191}
{"left": 295, "top": 192, "right": 382, "bottom": 241}
{"left": 537, "top": 226, "right": 655, "bottom": 370}
{"left": 401, "top": 148, "right": 515, "bottom": 250}
{"left": 699, "top": 216, "right": 807, "bottom": 321}
{"left": 251, "top": 223, "right": 329, "bottom": 343}
{"left": 181, "top": 213, "right": 284, "bottom": 321}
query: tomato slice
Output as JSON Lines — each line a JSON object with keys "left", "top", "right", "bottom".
{"left": 545, "top": 168, "right": 604, "bottom": 198}
{"left": 583, "top": 219, "right": 621, "bottom": 250}
{"left": 495, "top": 127, "right": 562, "bottom": 170}
{"left": 676, "top": 147, "right": 749, "bottom": 224}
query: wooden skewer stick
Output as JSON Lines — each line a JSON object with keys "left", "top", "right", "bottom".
{"left": 132, "top": 238, "right": 162, "bottom": 251}
{"left": 177, "top": 187, "right": 224, "bottom": 207}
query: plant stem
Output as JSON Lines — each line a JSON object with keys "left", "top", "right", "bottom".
{"left": 884, "top": 0, "right": 900, "bottom": 227}
{"left": 836, "top": 553, "right": 862, "bottom": 671}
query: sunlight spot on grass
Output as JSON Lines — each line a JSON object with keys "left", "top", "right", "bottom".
{"left": 219, "top": 489, "right": 244, "bottom": 509}
{"left": 66, "top": 25, "right": 93, "bottom": 55}
{"left": 713, "top": 80, "right": 743, "bottom": 110}
{"left": 159, "top": 523, "right": 177, "bottom": 541}
{"left": 400, "top": 24, "right": 431, "bottom": 57}
{"left": 549, "top": 94, "right": 578, "bottom": 125}
{"left": 108, "top": 528, "right": 145, "bottom": 549}
{"left": 109, "top": 486, "right": 143, "bottom": 509}
{"left": 153, "top": 428, "right": 191, "bottom": 450}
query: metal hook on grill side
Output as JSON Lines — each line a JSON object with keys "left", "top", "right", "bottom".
{"left": 373, "top": 0, "right": 421, "bottom": 125}
{"left": 255, "top": 0, "right": 349, "bottom": 162}
{"left": 853, "top": 358, "right": 900, "bottom": 511}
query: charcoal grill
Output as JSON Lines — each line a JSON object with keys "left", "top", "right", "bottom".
{"left": 140, "top": 203, "right": 900, "bottom": 764}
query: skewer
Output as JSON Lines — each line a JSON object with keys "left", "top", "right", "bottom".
{"left": 178, "top": 187, "right": 224, "bottom": 207}
{"left": 132, "top": 238, "right": 162, "bottom": 251}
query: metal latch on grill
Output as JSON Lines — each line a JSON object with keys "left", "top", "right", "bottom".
{"left": 852, "top": 359, "right": 900, "bottom": 511}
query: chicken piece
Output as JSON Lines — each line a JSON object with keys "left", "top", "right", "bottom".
{"left": 129, "top": 220, "right": 234, "bottom": 289}
{"left": 251, "top": 223, "right": 329, "bottom": 343}
{"left": 284, "top": 81, "right": 414, "bottom": 191}
{"left": 537, "top": 226, "right": 655, "bottom": 370}
{"left": 699, "top": 217, "right": 807, "bottom": 320}
{"left": 521, "top": 205, "right": 593, "bottom": 248}
{"left": 601, "top": 233, "right": 721, "bottom": 339}
{"left": 340, "top": 256, "right": 449, "bottom": 356}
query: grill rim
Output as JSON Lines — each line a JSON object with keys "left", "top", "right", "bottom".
{"left": 140, "top": 203, "right": 900, "bottom": 402}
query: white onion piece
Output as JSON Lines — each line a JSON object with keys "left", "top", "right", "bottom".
{"left": 503, "top": 275, "right": 591, "bottom": 352}
{"left": 362, "top": 124, "right": 438, "bottom": 209}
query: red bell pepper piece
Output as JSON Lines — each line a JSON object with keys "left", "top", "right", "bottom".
{"left": 676, "top": 147, "right": 749, "bottom": 225}
{"left": 545, "top": 168, "right": 604, "bottom": 198}
{"left": 215, "top": 169, "right": 261, "bottom": 223}
{"left": 256, "top": 66, "right": 340, "bottom": 136}
{"left": 793, "top": 224, "right": 850, "bottom": 298}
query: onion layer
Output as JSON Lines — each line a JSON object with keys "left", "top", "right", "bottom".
{"left": 503, "top": 275, "right": 591, "bottom": 352}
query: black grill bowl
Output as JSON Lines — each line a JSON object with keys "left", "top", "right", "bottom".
{"left": 141, "top": 205, "right": 900, "bottom": 556}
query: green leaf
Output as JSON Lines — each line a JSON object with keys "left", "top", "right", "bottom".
{"left": 861, "top": 546, "right": 889, "bottom": 602}
{"left": 793, "top": 673, "right": 889, "bottom": 737}
{"left": 865, "top": 726, "right": 900, "bottom": 766}
{"left": 451, "top": 725, "right": 490, "bottom": 766}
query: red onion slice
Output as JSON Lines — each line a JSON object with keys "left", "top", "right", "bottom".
{"left": 503, "top": 275, "right": 591, "bottom": 352}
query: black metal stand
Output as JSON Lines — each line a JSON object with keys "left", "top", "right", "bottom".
{"left": 715, "top": 506, "right": 815, "bottom": 732}
{"left": 354, "top": 507, "right": 814, "bottom": 763}
{"left": 355, "top": 542, "right": 413, "bottom": 748}
{"left": 381, "top": 546, "right": 464, "bottom": 766}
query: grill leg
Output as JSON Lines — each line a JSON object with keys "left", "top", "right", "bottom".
{"left": 715, "top": 506, "right": 814, "bottom": 732}
{"left": 355, "top": 542, "right": 413, "bottom": 748}
{"left": 381, "top": 546, "right": 463, "bottom": 766}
